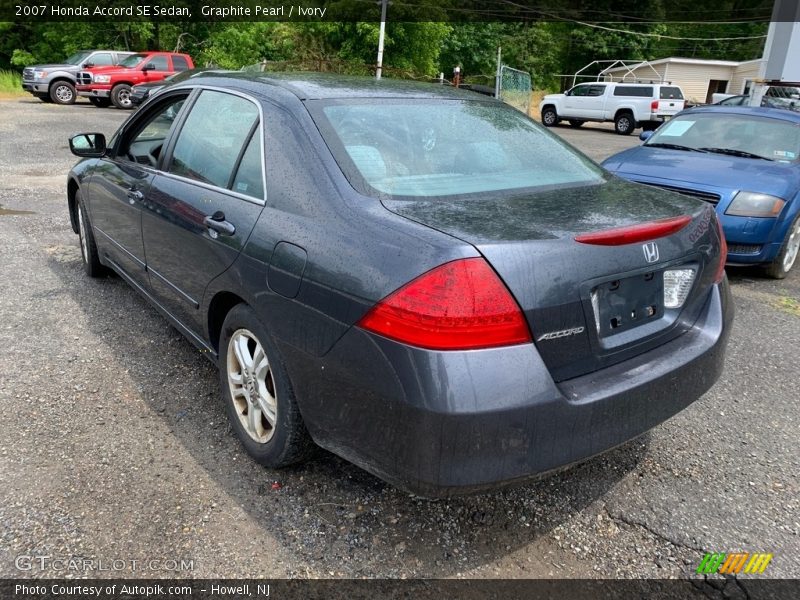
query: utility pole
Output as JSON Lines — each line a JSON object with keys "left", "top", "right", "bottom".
{"left": 376, "top": 0, "right": 388, "bottom": 80}
{"left": 494, "top": 46, "right": 502, "bottom": 99}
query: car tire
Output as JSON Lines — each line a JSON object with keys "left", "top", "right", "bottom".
{"left": 76, "top": 191, "right": 105, "bottom": 278}
{"left": 541, "top": 106, "right": 559, "bottom": 127}
{"left": 614, "top": 112, "right": 635, "bottom": 135}
{"left": 49, "top": 80, "right": 76, "bottom": 105}
{"left": 568, "top": 120, "right": 584, "bottom": 128}
{"left": 111, "top": 84, "right": 134, "bottom": 109}
{"left": 764, "top": 214, "right": 800, "bottom": 279}
{"left": 88, "top": 97, "right": 112, "bottom": 108}
{"left": 219, "top": 304, "right": 315, "bottom": 468}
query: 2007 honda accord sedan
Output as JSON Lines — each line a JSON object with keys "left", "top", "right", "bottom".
{"left": 66, "top": 73, "right": 733, "bottom": 497}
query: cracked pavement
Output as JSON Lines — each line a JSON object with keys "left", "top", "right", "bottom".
{"left": 0, "top": 100, "right": 797, "bottom": 585}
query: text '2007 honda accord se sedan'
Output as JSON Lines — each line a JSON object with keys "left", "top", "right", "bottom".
{"left": 66, "top": 73, "right": 733, "bottom": 497}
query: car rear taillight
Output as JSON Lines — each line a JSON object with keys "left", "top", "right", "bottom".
{"left": 651, "top": 99, "right": 659, "bottom": 111}
{"left": 574, "top": 215, "right": 692, "bottom": 246}
{"left": 357, "top": 258, "right": 532, "bottom": 350}
{"left": 713, "top": 217, "right": 728, "bottom": 283}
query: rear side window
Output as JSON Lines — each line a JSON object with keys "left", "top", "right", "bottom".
{"left": 169, "top": 90, "right": 261, "bottom": 193}
{"left": 173, "top": 56, "right": 189, "bottom": 71}
{"left": 613, "top": 86, "right": 653, "bottom": 97}
{"left": 660, "top": 87, "right": 684, "bottom": 100}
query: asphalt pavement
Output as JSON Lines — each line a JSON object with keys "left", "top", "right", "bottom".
{"left": 0, "top": 98, "right": 797, "bottom": 588}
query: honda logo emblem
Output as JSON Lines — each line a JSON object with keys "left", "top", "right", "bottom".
{"left": 642, "top": 242, "right": 659, "bottom": 263}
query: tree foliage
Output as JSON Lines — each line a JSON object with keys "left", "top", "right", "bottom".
{"left": 0, "top": 17, "right": 768, "bottom": 91}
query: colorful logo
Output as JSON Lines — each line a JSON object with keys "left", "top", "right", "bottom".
{"left": 697, "top": 552, "right": 773, "bottom": 575}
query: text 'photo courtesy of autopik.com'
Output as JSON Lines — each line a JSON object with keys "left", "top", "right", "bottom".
{"left": 1, "top": 0, "right": 799, "bottom": 598}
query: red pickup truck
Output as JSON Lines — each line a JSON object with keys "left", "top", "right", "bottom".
{"left": 76, "top": 51, "right": 194, "bottom": 109}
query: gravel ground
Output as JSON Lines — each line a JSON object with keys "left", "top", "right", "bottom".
{"left": 0, "top": 98, "right": 798, "bottom": 586}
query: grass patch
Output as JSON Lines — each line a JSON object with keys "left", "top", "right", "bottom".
{"left": 775, "top": 296, "right": 800, "bottom": 317}
{"left": 0, "top": 70, "right": 25, "bottom": 96}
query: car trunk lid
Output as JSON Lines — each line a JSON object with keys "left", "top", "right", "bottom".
{"left": 382, "top": 178, "right": 722, "bottom": 381}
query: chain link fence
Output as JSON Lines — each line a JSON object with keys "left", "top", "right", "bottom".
{"left": 498, "top": 65, "right": 532, "bottom": 114}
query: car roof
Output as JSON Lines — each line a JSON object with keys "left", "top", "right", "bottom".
{"left": 181, "top": 71, "right": 499, "bottom": 101}
{"left": 681, "top": 104, "right": 800, "bottom": 123}
{"left": 576, "top": 82, "right": 677, "bottom": 86}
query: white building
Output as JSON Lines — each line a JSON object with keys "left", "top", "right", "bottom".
{"left": 603, "top": 57, "right": 765, "bottom": 104}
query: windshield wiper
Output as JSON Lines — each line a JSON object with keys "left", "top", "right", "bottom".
{"left": 697, "top": 147, "right": 774, "bottom": 161}
{"left": 645, "top": 143, "right": 707, "bottom": 153}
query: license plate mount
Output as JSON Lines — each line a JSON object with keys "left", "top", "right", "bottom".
{"left": 592, "top": 272, "right": 664, "bottom": 337}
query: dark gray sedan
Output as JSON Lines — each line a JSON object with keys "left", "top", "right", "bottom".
{"left": 66, "top": 73, "right": 732, "bottom": 497}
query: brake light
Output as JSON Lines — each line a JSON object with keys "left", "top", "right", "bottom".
{"left": 357, "top": 258, "right": 532, "bottom": 350}
{"left": 574, "top": 215, "right": 692, "bottom": 246}
{"left": 651, "top": 99, "right": 659, "bottom": 111}
{"left": 713, "top": 217, "right": 728, "bottom": 283}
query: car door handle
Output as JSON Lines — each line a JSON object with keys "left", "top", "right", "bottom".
{"left": 127, "top": 189, "right": 143, "bottom": 203}
{"left": 203, "top": 211, "right": 235, "bottom": 236}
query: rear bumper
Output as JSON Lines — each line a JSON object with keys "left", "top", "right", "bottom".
{"left": 287, "top": 280, "right": 733, "bottom": 497}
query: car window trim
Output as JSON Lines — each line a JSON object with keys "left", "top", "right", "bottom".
{"left": 226, "top": 120, "right": 261, "bottom": 191}
{"left": 159, "top": 85, "right": 268, "bottom": 205}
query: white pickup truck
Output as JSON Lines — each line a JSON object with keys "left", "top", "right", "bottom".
{"left": 539, "top": 82, "right": 686, "bottom": 135}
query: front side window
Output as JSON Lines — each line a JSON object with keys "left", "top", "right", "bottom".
{"left": 311, "top": 99, "right": 604, "bottom": 198}
{"left": 119, "top": 54, "right": 147, "bottom": 68}
{"left": 65, "top": 51, "right": 92, "bottom": 66}
{"left": 169, "top": 90, "right": 260, "bottom": 191}
{"left": 120, "top": 95, "right": 188, "bottom": 167}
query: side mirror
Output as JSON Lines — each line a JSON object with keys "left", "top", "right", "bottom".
{"left": 83, "top": 62, "right": 94, "bottom": 68}
{"left": 142, "top": 62, "right": 155, "bottom": 71}
{"left": 69, "top": 133, "right": 106, "bottom": 157}
{"left": 639, "top": 131, "right": 654, "bottom": 142}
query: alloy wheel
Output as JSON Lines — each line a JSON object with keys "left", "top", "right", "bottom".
{"left": 783, "top": 218, "right": 800, "bottom": 272}
{"left": 226, "top": 329, "right": 277, "bottom": 443}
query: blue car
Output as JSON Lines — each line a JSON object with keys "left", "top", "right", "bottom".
{"left": 603, "top": 106, "right": 800, "bottom": 278}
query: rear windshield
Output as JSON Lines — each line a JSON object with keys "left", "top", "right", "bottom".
{"left": 660, "top": 87, "right": 684, "bottom": 100}
{"left": 613, "top": 86, "right": 653, "bottom": 97}
{"left": 309, "top": 99, "right": 603, "bottom": 199}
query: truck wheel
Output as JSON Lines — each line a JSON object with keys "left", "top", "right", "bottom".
{"left": 49, "top": 80, "right": 76, "bottom": 105}
{"left": 89, "top": 97, "right": 112, "bottom": 108}
{"left": 568, "top": 120, "right": 585, "bottom": 128}
{"left": 111, "top": 84, "right": 134, "bottom": 109}
{"left": 541, "top": 106, "right": 559, "bottom": 127}
{"left": 614, "top": 112, "right": 635, "bottom": 135}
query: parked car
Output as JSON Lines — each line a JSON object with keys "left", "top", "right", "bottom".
{"left": 21, "top": 49, "right": 134, "bottom": 105}
{"left": 603, "top": 106, "right": 800, "bottom": 278}
{"left": 66, "top": 73, "right": 731, "bottom": 496}
{"left": 715, "top": 93, "right": 799, "bottom": 113}
{"left": 540, "top": 81, "right": 686, "bottom": 135}
{"left": 76, "top": 51, "right": 194, "bottom": 109}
